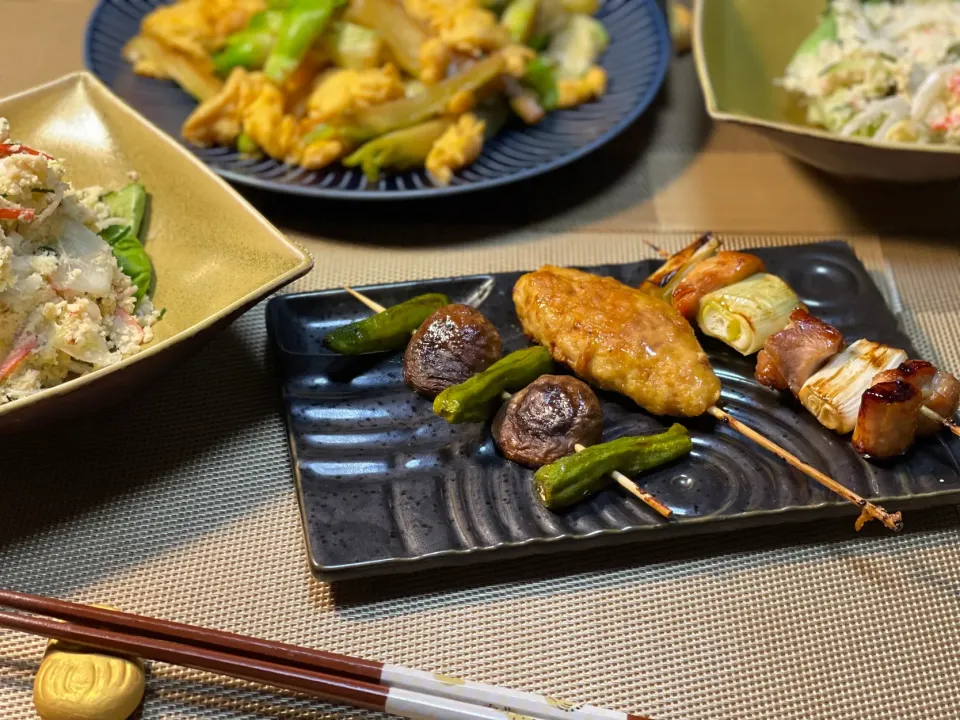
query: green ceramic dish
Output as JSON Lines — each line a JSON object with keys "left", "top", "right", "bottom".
{"left": 0, "top": 72, "right": 312, "bottom": 432}
{"left": 694, "top": 0, "right": 960, "bottom": 181}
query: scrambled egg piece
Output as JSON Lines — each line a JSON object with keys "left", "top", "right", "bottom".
{"left": 306, "top": 64, "right": 405, "bottom": 123}
{"left": 426, "top": 113, "right": 485, "bottom": 185}
{"left": 142, "top": 0, "right": 264, "bottom": 61}
{"left": 419, "top": 38, "right": 452, "bottom": 85}
{"left": 557, "top": 66, "right": 607, "bottom": 108}
{"left": 502, "top": 44, "right": 535, "bottom": 78}
{"left": 404, "top": 0, "right": 507, "bottom": 56}
{"left": 183, "top": 68, "right": 347, "bottom": 169}
{"left": 446, "top": 89, "right": 475, "bottom": 115}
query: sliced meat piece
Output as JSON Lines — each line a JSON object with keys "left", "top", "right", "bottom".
{"left": 873, "top": 359, "right": 936, "bottom": 389}
{"left": 670, "top": 251, "right": 766, "bottom": 319}
{"left": 852, "top": 380, "right": 922, "bottom": 459}
{"left": 754, "top": 308, "right": 845, "bottom": 396}
{"left": 756, "top": 348, "right": 788, "bottom": 390}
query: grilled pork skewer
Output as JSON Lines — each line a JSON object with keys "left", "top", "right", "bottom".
{"left": 645, "top": 240, "right": 960, "bottom": 449}
{"left": 343, "top": 287, "right": 673, "bottom": 518}
{"left": 513, "top": 266, "right": 902, "bottom": 531}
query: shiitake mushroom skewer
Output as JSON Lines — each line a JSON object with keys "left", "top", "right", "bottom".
{"left": 341, "top": 287, "right": 675, "bottom": 518}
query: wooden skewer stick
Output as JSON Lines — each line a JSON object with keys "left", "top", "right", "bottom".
{"left": 920, "top": 406, "right": 960, "bottom": 438}
{"left": 496, "top": 390, "right": 672, "bottom": 518}
{"left": 644, "top": 239, "right": 905, "bottom": 530}
{"left": 343, "top": 287, "right": 674, "bottom": 519}
{"left": 706, "top": 406, "right": 902, "bottom": 531}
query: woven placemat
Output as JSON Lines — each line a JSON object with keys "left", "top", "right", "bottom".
{"left": 3, "top": 19, "right": 960, "bottom": 717}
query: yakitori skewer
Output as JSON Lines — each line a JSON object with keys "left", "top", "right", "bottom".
{"left": 643, "top": 239, "right": 960, "bottom": 440}
{"left": 343, "top": 287, "right": 673, "bottom": 518}
{"left": 513, "top": 264, "right": 903, "bottom": 531}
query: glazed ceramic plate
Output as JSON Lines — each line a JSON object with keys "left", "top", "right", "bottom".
{"left": 694, "top": 0, "right": 960, "bottom": 181}
{"left": 268, "top": 241, "right": 960, "bottom": 580}
{"left": 84, "top": 0, "right": 669, "bottom": 198}
{"left": 0, "top": 73, "right": 312, "bottom": 432}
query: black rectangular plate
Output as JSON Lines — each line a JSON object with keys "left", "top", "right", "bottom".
{"left": 267, "top": 242, "right": 960, "bottom": 580}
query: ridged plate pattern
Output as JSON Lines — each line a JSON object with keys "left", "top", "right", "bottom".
{"left": 267, "top": 242, "right": 960, "bottom": 579}
{"left": 84, "top": 0, "right": 670, "bottom": 198}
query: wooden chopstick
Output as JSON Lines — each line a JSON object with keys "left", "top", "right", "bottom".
{"left": 0, "top": 590, "right": 651, "bottom": 720}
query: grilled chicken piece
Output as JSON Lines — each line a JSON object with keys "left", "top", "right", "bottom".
{"left": 755, "top": 309, "right": 845, "bottom": 396}
{"left": 852, "top": 380, "right": 922, "bottom": 459}
{"left": 670, "top": 251, "right": 766, "bottom": 319}
{"left": 875, "top": 360, "right": 960, "bottom": 436}
{"left": 513, "top": 266, "right": 721, "bottom": 417}
{"left": 919, "top": 369, "right": 960, "bottom": 435}
{"left": 638, "top": 233, "right": 720, "bottom": 302}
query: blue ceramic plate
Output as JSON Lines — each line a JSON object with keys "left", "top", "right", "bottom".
{"left": 84, "top": 0, "right": 669, "bottom": 198}
{"left": 268, "top": 242, "right": 960, "bottom": 580}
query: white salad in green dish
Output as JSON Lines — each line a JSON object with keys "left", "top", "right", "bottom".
{"left": 0, "top": 119, "right": 161, "bottom": 406}
{"left": 780, "top": 0, "right": 960, "bottom": 144}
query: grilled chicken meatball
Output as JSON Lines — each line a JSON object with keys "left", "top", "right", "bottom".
{"left": 403, "top": 304, "right": 501, "bottom": 397}
{"left": 493, "top": 375, "right": 603, "bottom": 467}
{"left": 513, "top": 266, "right": 720, "bottom": 417}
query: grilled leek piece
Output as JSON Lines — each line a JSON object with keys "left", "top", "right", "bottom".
{"left": 799, "top": 339, "right": 908, "bottom": 434}
{"left": 696, "top": 273, "right": 801, "bottom": 355}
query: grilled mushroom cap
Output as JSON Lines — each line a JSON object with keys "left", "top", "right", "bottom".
{"left": 493, "top": 375, "right": 603, "bottom": 467}
{"left": 403, "top": 304, "right": 502, "bottom": 397}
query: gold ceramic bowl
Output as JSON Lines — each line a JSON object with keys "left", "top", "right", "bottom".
{"left": 0, "top": 72, "right": 312, "bottom": 432}
{"left": 694, "top": 0, "right": 960, "bottom": 181}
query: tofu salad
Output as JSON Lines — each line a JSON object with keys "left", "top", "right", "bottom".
{"left": 780, "top": 0, "right": 960, "bottom": 144}
{"left": 0, "top": 119, "right": 160, "bottom": 406}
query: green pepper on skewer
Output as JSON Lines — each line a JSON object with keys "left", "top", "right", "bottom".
{"left": 213, "top": 9, "right": 285, "bottom": 74}
{"left": 433, "top": 346, "right": 555, "bottom": 423}
{"left": 264, "top": 0, "right": 347, "bottom": 84}
{"left": 534, "top": 424, "right": 692, "bottom": 509}
{"left": 323, "top": 293, "right": 450, "bottom": 354}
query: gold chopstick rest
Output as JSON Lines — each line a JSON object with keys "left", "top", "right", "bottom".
{"left": 33, "top": 605, "right": 145, "bottom": 720}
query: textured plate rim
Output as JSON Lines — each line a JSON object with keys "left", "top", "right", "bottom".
{"left": 83, "top": 0, "right": 671, "bottom": 200}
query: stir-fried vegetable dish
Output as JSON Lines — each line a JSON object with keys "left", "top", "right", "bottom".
{"left": 0, "top": 120, "right": 161, "bottom": 406}
{"left": 781, "top": 0, "right": 960, "bottom": 144}
{"left": 124, "top": 0, "right": 611, "bottom": 184}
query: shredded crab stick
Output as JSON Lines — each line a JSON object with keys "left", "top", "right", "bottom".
{"left": 0, "top": 143, "right": 52, "bottom": 159}
{"left": 0, "top": 335, "right": 39, "bottom": 383}
{"left": 342, "top": 286, "right": 674, "bottom": 518}
{"left": 0, "top": 207, "right": 35, "bottom": 221}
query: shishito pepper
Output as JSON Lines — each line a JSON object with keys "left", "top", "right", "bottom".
{"left": 434, "top": 346, "right": 554, "bottom": 423}
{"left": 323, "top": 293, "right": 450, "bottom": 354}
{"left": 534, "top": 424, "right": 691, "bottom": 509}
